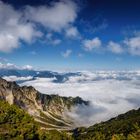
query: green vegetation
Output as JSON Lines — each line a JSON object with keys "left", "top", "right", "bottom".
{"left": 38, "top": 130, "right": 74, "bottom": 140}
{"left": 72, "top": 109, "right": 140, "bottom": 140}
{"left": 1, "top": 97, "right": 140, "bottom": 140}
{"left": 0, "top": 100, "right": 73, "bottom": 140}
{"left": 0, "top": 100, "right": 38, "bottom": 140}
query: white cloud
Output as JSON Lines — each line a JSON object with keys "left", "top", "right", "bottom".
{"left": 25, "top": 0, "right": 78, "bottom": 32}
{"left": 0, "top": 62, "right": 34, "bottom": 70}
{"left": 83, "top": 37, "right": 101, "bottom": 51}
{"left": 124, "top": 36, "right": 140, "bottom": 55}
{"left": 3, "top": 76, "right": 33, "bottom": 82}
{"left": 22, "top": 65, "right": 33, "bottom": 70}
{"left": 108, "top": 41, "right": 124, "bottom": 54}
{"left": 61, "top": 49, "right": 72, "bottom": 58}
{"left": 0, "top": 62, "right": 19, "bottom": 69}
{"left": 65, "top": 27, "right": 79, "bottom": 38}
{"left": 0, "top": 1, "right": 41, "bottom": 53}
{"left": 0, "top": 0, "right": 78, "bottom": 53}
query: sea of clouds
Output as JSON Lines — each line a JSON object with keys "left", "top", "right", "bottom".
{"left": 3, "top": 71, "right": 140, "bottom": 126}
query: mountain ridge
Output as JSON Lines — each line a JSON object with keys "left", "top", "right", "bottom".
{"left": 0, "top": 77, "right": 89, "bottom": 130}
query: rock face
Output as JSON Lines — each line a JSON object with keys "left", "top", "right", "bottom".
{"left": 0, "top": 78, "right": 89, "bottom": 130}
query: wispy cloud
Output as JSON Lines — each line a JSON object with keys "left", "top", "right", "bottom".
{"left": 46, "top": 33, "right": 61, "bottom": 46}
{"left": 80, "top": 16, "right": 108, "bottom": 34}
{"left": 0, "top": 62, "right": 19, "bottom": 69}
{"left": 0, "top": 62, "right": 34, "bottom": 70}
{"left": 61, "top": 49, "right": 72, "bottom": 58}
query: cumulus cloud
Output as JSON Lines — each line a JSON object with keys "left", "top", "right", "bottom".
{"left": 108, "top": 41, "right": 124, "bottom": 54}
{"left": 25, "top": 0, "right": 78, "bottom": 32}
{"left": 0, "top": 1, "right": 41, "bottom": 52}
{"left": 124, "top": 36, "right": 140, "bottom": 55}
{"left": 61, "top": 49, "right": 72, "bottom": 58}
{"left": 20, "top": 71, "right": 140, "bottom": 126}
{"left": 83, "top": 37, "right": 101, "bottom": 51}
{"left": 0, "top": 0, "right": 79, "bottom": 53}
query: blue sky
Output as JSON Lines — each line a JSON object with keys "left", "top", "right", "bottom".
{"left": 0, "top": 0, "right": 140, "bottom": 70}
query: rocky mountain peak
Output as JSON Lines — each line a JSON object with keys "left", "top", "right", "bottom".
{"left": 0, "top": 77, "right": 89, "bottom": 130}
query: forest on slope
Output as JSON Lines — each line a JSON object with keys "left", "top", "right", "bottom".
{"left": 1, "top": 99, "right": 140, "bottom": 140}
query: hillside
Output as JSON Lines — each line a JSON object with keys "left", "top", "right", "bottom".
{"left": 1, "top": 100, "right": 140, "bottom": 140}
{"left": 72, "top": 108, "right": 140, "bottom": 140}
{"left": 0, "top": 100, "right": 38, "bottom": 139}
{"left": 0, "top": 78, "right": 89, "bottom": 130}
{"left": 1, "top": 78, "right": 140, "bottom": 140}
{"left": 0, "top": 100, "right": 74, "bottom": 140}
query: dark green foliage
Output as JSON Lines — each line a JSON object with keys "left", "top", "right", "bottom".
{"left": 38, "top": 130, "right": 74, "bottom": 140}
{"left": 1, "top": 99, "right": 140, "bottom": 140}
{"left": 72, "top": 109, "right": 140, "bottom": 140}
{"left": 0, "top": 100, "right": 73, "bottom": 140}
{"left": 0, "top": 100, "right": 39, "bottom": 140}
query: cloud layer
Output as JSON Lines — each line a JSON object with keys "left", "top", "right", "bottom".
{"left": 12, "top": 70, "right": 140, "bottom": 126}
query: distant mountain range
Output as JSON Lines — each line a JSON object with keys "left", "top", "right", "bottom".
{"left": 1, "top": 69, "right": 140, "bottom": 85}
{"left": 0, "top": 69, "right": 82, "bottom": 83}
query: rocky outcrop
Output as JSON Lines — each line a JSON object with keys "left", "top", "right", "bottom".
{"left": 0, "top": 78, "right": 89, "bottom": 130}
